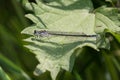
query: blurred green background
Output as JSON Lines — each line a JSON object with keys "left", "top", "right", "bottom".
{"left": 0, "top": 0, "right": 39, "bottom": 80}
{"left": 0, "top": 0, "right": 120, "bottom": 80}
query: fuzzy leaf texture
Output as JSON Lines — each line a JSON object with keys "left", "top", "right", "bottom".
{"left": 21, "top": 0, "right": 120, "bottom": 80}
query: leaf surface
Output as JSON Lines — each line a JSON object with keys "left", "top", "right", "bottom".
{"left": 21, "top": 0, "right": 120, "bottom": 80}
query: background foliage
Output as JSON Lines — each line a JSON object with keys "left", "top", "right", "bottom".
{"left": 0, "top": 0, "right": 120, "bottom": 80}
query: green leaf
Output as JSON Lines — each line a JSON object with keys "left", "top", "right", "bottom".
{"left": 23, "top": 35, "right": 97, "bottom": 80}
{"left": 96, "top": 33, "right": 110, "bottom": 49}
{"left": 0, "top": 54, "right": 31, "bottom": 80}
{"left": 36, "top": 0, "right": 93, "bottom": 10}
{"left": 24, "top": 37, "right": 78, "bottom": 80}
{"left": 94, "top": 7, "right": 120, "bottom": 48}
{"left": 111, "top": 32, "right": 120, "bottom": 43}
{"left": 95, "top": 6, "right": 120, "bottom": 26}
{"left": 95, "top": 12, "right": 120, "bottom": 33}
{"left": 21, "top": 0, "right": 120, "bottom": 80}
{"left": 106, "top": 0, "right": 112, "bottom": 2}
{"left": 0, "top": 67, "right": 11, "bottom": 80}
{"left": 102, "top": 50, "right": 119, "bottom": 80}
{"left": 73, "top": 70, "right": 82, "bottom": 80}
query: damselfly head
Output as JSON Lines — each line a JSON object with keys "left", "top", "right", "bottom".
{"left": 34, "top": 30, "right": 49, "bottom": 37}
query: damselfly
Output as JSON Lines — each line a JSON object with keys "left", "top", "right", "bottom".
{"left": 34, "top": 30, "right": 97, "bottom": 37}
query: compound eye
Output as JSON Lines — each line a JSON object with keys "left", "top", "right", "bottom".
{"left": 34, "top": 30, "right": 37, "bottom": 34}
{"left": 34, "top": 30, "right": 40, "bottom": 36}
